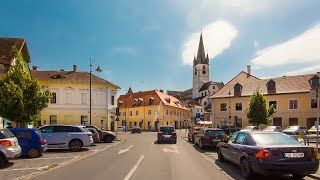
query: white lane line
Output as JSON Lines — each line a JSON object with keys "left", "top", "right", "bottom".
{"left": 118, "top": 145, "right": 134, "bottom": 155}
{"left": 124, "top": 155, "right": 144, "bottom": 180}
{"left": 12, "top": 156, "right": 80, "bottom": 161}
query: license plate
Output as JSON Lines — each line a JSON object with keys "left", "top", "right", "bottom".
{"left": 164, "top": 135, "right": 171, "bottom": 138}
{"left": 284, "top": 153, "right": 304, "bottom": 158}
{"left": 212, "top": 139, "right": 221, "bottom": 142}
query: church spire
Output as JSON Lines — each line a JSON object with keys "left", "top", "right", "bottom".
{"left": 194, "top": 32, "right": 208, "bottom": 66}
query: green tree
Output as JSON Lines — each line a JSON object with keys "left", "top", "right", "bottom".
{"left": 245, "top": 88, "right": 276, "bottom": 127}
{"left": 0, "top": 47, "right": 52, "bottom": 127}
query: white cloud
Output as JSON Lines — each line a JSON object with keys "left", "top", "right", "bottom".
{"left": 285, "top": 64, "right": 320, "bottom": 76}
{"left": 182, "top": 20, "right": 238, "bottom": 65}
{"left": 253, "top": 40, "right": 259, "bottom": 48}
{"left": 251, "top": 24, "right": 320, "bottom": 69}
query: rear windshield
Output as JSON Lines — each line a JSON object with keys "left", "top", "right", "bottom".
{"left": 160, "top": 127, "right": 174, "bottom": 132}
{"left": 284, "top": 126, "right": 299, "bottom": 131}
{"left": 251, "top": 133, "right": 301, "bottom": 145}
{"left": 35, "top": 129, "right": 43, "bottom": 139}
{"left": 0, "top": 129, "right": 15, "bottom": 139}
{"left": 205, "top": 130, "right": 226, "bottom": 136}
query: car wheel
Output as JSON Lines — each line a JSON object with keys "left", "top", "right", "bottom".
{"left": 104, "top": 135, "right": 113, "bottom": 143}
{"left": 241, "top": 158, "right": 254, "bottom": 178}
{"left": 217, "top": 148, "right": 225, "bottom": 162}
{"left": 69, "top": 139, "right": 83, "bottom": 152}
{"left": 173, "top": 139, "right": 177, "bottom": 144}
{"left": 292, "top": 175, "right": 306, "bottom": 179}
{"left": 27, "top": 148, "right": 41, "bottom": 158}
{"left": 0, "top": 156, "right": 5, "bottom": 167}
{"left": 199, "top": 139, "right": 204, "bottom": 149}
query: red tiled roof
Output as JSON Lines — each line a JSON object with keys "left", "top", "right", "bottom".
{"left": 0, "top": 37, "right": 30, "bottom": 65}
{"left": 31, "top": 70, "right": 119, "bottom": 88}
{"left": 211, "top": 71, "right": 319, "bottom": 98}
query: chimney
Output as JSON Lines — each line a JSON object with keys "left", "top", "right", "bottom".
{"left": 32, "top": 66, "right": 38, "bottom": 70}
{"left": 160, "top": 89, "right": 164, "bottom": 93}
{"left": 73, "top": 65, "right": 77, "bottom": 72}
{"left": 247, "top": 65, "right": 251, "bottom": 75}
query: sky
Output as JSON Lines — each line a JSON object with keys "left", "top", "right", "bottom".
{"left": 1, "top": 0, "right": 320, "bottom": 95}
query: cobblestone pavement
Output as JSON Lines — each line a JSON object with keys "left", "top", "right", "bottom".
{"left": 0, "top": 140, "right": 123, "bottom": 180}
{"left": 180, "top": 136, "right": 317, "bottom": 180}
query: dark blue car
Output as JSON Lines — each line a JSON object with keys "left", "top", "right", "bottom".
{"left": 9, "top": 128, "right": 47, "bottom": 158}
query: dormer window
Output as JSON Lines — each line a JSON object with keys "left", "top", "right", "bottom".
{"left": 309, "top": 75, "right": 320, "bottom": 88}
{"left": 149, "top": 97, "right": 154, "bottom": 104}
{"left": 133, "top": 99, "right": 138, "bottom": 105}
{"left": 234, "top": 83, "right": 242, "bottom": 96}
{"left": 138, "top": 98, "right": 143, "bottom": 105}
{"left": 165, "top": 98, "right": 171, "bottom": 103}
{"left": 267, "top": 79, "right": 276, "bottom": 93}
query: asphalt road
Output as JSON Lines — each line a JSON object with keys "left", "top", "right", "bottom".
{"left": 32, "top": 131, "right": 230, "bottom": 180}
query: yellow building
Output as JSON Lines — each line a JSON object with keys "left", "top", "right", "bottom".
{"left": 210, "top": 70, "right": 320, "bottom": 129}
{"left": 31, "top": 65, "right": 120, "bottom": 130}
{"left": 117, "top": 90, "right": 192, "bottom": 131}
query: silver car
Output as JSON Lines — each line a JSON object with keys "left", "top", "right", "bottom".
{"left": 39, "top": 125, "right": 93, "bottom": 152}
{"left": 0, "top": 128, "right": 22, "bottom": 167}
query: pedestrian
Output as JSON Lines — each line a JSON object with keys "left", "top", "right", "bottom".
{"left": 6, "top": 122, "right": 13, "bottom": 128}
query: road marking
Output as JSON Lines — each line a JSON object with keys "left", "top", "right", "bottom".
{"left": 118, "top": 145, "right": 134, "bottom": 155}
{"left": 124, "top": 155, "right": 144, "bottom": 180}
{"left": 162, "top": 145, "right": 180, "bottom": 154}
{"left": 0, "top": 166, "right": 49, "bottom": 172}
{"left": 11, "top": 156, "right": 80, "bottom": 161}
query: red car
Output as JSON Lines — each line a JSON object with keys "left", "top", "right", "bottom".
{"left": 188, "top": 126, "right": 204, "bottom": 143}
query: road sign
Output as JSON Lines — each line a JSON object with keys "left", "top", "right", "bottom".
{"left": 196, "top": 113, "right": 200, "bottom": 120}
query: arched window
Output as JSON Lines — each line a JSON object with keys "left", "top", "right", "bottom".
{"left": 202, "top": 92, "right": 204, "bottom": 97}
{"left": 203, "top": 65, "right": 205, "bottom": 70}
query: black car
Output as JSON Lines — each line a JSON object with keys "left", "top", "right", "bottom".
{"left": 220, "top": 124, "right": 237, "bottom": 135}
{"left": 194, "top": 128, "right": 227, "bottom": 149}
{"left": 131, "top": 126, "right": 141, "bottom": 133}
{"left": 217, "top": 131, "right": 319, "bottom": 178}
{"left": 157, "top": 126, "right": 176, "bottom": 144}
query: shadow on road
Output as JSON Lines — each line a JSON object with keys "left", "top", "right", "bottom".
{"left": 0, "top": 161, "right": 14, "bottom": 169}
{"left": 46, "top": 148, "right": 90, "bottom": 153}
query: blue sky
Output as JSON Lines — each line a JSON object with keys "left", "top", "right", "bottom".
{"left": 1, "top": 0, "right": 320, "bottom": 95}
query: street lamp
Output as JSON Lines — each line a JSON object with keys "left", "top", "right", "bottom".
{"left": 90, "top": 59, "right": 102, "bottom": 125}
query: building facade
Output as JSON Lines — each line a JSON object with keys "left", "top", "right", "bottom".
{"left": 117, "top": 90, "right": 192, "bottom": 131}
{"left": 31, "top": 65, "right": 120, "bottom": 130}
{"left": 210, "top": 70, "right": 320, "bottom": 129}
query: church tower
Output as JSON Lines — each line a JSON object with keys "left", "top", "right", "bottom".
{"left": 192, "top": 32, "right": 209, "bottom": 99}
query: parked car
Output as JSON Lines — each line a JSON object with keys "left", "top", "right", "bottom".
{"left": 117, "top": 126, "right": 126, "bottom": 132}
{"left": 220, "top": 124, "right": 238, "bottom": 135}
{"left": 240, "top": 126, "right": 259, "bottom": 131}
{"left": 0, "top": 128, "right": 22, "bottom": 167}
{"left": 86, "top": 128, "right": 100, "bottom": 143}
{"left": 194, "top": 128, "right": 228, "bottom": 149}
{"left": 188, "top": 126, "right": 204, "bottom": 143}
{"left": 157, "top": 126, "right": 177, "bottom": 144}
{"left": 262, "top": 126, "right": 283, "bottom": 132}
{"left": 39, "top": 125, "right": 93, "bottom": 152}
{"left": 131, "top": 126, "right": 141, "bottom": 133}
{"left": 282, "top": 126, "right": 307, "bottom": 135}
{"left": 83, "top": 125, "right": 116, "bottom": 143}
{"left": 307, "top": 126, "right": 318, "bottom": 134}
{"left": 217, "top": 131, "right": 319, "bottom": 178}
{"left": 9, "top": 128, "right": 47, "bottom": 158}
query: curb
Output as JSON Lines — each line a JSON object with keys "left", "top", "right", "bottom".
{"left": 14, "top": 140, "right": 125, "bottom": 180}
{"left": 308, "top": 174, "right": 320, "bottom": 180}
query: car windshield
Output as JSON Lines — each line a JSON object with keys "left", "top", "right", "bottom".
{"left": 0, "top": 129, "right": 15, "bottom": 139}
{"left": 263, "top": 126, "right": 276, "bottom": 130}
{"left": 251, "top": 133, "right": 301, "bottom": 145}
{"left": 309, "top": 126, "right": 317, "bottom": 130}
{"left": 205, "top": 130, "right": 226, "bottom": 136}
{"left": 160, "top": 127, "right": 174, "bottom": 132}
{"left": 284, "top": 126, "right": 299, "bottom": 131}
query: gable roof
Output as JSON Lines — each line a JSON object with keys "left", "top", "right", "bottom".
{"left": 211, "top": 71, "right": 320, "bottom": 98}
{"left": 199, "top": 81, "right": 225, "bottom": 92}
{"left": 31, "top": 70, "right": 119, "bottom": 88}
{"left": 0, "top": 37, "right": 30, "bottom": 65}
{"left": 118, "top": 90, "right": 190, "bottom": 110}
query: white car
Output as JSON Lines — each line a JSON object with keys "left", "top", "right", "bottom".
{"left": 0, "top": 128, "right": 22, "bottom": 167}
{"left": 117, "top": 126, "right": 126, "bottom": 132}
{"left": 39, "top": 125, "right": 93, "bottom": 152}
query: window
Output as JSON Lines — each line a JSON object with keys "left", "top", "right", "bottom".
{"left": 289, "top": 100, "right": 298, "bottom": 109}
{"left": 119, "top": 112, "right": 122, "bottom": 116}
{"left": 123, "top": 112, "right": 126, "bottom": 117}
{"left": 267, "top": 80, "right": 276, "bottom": 91}
{"left": 204, "top": 101, "right": 207, "bottom": 106}
{"left": 134, "top": 122, "right": 137, "bottom": 126}
{"left": 135, "top": 111, "right": 138, "bottom": 116}
{"left": 40, "top": 126, "right": 54, "bottom": 133}
{"left": 155, "top": 109, "right": 158, "bottom": 115}
{"left": 111, "top": 96, "right": 115, "bottom": 105}
{"left": 166, "top": 109, "right": 169, "bottom": 115}
{"left": 148, "top": 110, "right": 152, "bottom": 115}
{"left": 269, "top": 101, "right": 277, "bottom": 109}
{"left": 235, "top": 133, "right": 247, "bottom": 144}
{"left": 235, "top": 103, "right": 242, "bottom": 111}
{"left": 81, "top": 116, "right": 88, "bottom": 124}
{"left": 51, "top": 92, "right": 57, "bottom": 104}
{"left": 202, "top": 92, "right": 204, "bottom": 97}
{"left": 130, "top": 111, "right": 133, "bottom": 116}
{"left": 228, "top": 132, "right": 238, "bottom": 144}
{"left": 194, "top": 67, "right": 197, "bottom": 75}
{"left": 180, "top": 112, "right": 182, "bottom": 117}
{"left": 205, "top": 92, "right": 207, "bottom": 96}
{"left": 81, "top": 93, "right": 87, "bottom": 104}
{"left": 311, "top": 77, "right": 319, "bottom": 86}
{"left": 311, "top": 99, "right": 318, "bottom": 109}
{"left": 66, "top": 93, "right": 72, "bottom": 104}
{"left": 14, "top": 131, "right": 32, "bottom": 139}
{"left": 50, "top": 115, "right": 57, "bottom": 124}
{"left": 129, "top": 122, "right": 132, "bottom": 128}
{"left": 174, "top": 111, "right": 176, "bottom": 116}
{"left": 234, "top": 83, "right": 242, "bottom": 93}
{"left": 220, "top": 103, "right": 227, "bottom": 111}
{"left": 213, "top": 86, "right": 215, "bottom": 89}
{"left": 170, "top": 110, "right": 172, "bottom": 115}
